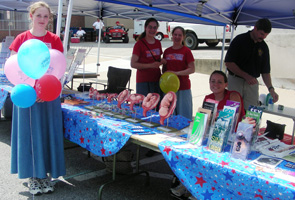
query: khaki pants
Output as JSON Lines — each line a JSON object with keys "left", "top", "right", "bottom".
{"left": 228, "top": 74, "right": 259, "bottom": 110}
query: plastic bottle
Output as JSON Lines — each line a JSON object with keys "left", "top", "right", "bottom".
{"left": 268, "top": 95, "right": 274, "bottom": 109}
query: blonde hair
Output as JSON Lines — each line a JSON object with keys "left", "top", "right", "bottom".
{"left": 28, "top": 1, "right": 52, "bottom": 28}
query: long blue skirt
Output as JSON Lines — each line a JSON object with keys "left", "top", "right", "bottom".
{"left": 10, "top": 98, "right": 66, "bottom": 179}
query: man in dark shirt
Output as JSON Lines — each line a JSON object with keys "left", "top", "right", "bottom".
{"left": 225, "top": 18, "right": 279, "bottom": 110}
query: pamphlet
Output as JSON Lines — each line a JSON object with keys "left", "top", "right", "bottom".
{"left": 283, "top": 152, "right": 295, "bottom": 163}
{"left": 197, "top": 107, "right": 211, "bottom": 137}
{"left": 248, "top": 105, "right": 264, "bottom": 119}
{"left": 253, "top": 135, "right": 279, "bottom": 151}
{"left": 223, "top": 105, "right": 237, "bottom": 143}
{"left": 252, "top": 155, "right": 283, "bottom": 168}
{"left": 243, "top": 110, "right": 261, "bottom": 144}
{"left": 202, "top": 99, "right": 218, "bottom": 137}
{"left": 260, "top": 141, "right": 295, "bottom": 158}
{"left": 226, "top": 100, "right": 240, "bottom": 130}
{"left": 188, "top": 112, "right": 208, "bottom": 146}
{"left": 208, "top": 110, "right": 233, "bottom": 152}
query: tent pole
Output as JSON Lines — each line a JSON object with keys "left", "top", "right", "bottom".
{"left": 63, "top": 0, "right": 73, "bottom": 56}
{"left": 220, "top": 25, "right": 226, "bottom": 71}
{"left": 96, "top": 1, "right": 103, "bottom": 86}
{"left": 56, "top": 0, "right": 63, "bottom": 37}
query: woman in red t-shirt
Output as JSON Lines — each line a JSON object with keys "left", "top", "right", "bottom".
{"left": 204, "top": 70, "right": 245, "bottom": 123}
{"left": 162, "top": 26, "right": 195, "bottom": 120}
{"left": 131, "top": 18, "right": 166, "bottom": 96}
{"left": 9, "top": 1, "right": 65, "bottom": 196}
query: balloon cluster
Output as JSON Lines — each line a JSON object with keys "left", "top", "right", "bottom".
{"left": 4, "top": 39, "right": 66, "bottom": 108}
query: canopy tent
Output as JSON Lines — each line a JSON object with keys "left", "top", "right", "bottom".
{"left": 1, "top": 0, "right": 294, "bottom": 28}
{"left": 95, "top": 0, "right": 295, "bottom": 29}
{"left": 1, "top": 0, "right": 294, "bottom": 29}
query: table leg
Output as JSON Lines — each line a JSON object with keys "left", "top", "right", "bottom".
{"left": 291, "top": 119, "right": 295, "bottom": 145}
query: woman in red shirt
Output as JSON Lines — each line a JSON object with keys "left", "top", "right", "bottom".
{"left": 9, "top": 1, "right": 65, "bottom": 196}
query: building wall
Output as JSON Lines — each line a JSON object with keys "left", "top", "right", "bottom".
{"left": 70, "top": 15, "right": 85, "bottom": 28}
{"left": 0, "top": 20, "right": 54, "bottom": 41}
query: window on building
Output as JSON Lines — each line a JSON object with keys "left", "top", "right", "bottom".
{"left": 0, "top": 11, "right": 29, "bottom": 31}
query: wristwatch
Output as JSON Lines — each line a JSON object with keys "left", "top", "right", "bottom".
{"left": 268, "top": 86, "right": 274, "bottom": 91}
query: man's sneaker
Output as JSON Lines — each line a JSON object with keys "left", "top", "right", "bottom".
{"left": 95, "top": 40, "right": 98, "bottom": 43}
{"left": 170, "top": 183, "right": 187, "bottom": 197}
{"left": 29, "top": 178, "right": 42, "bottom": 195}
{"left": 39, "top": 178, "right": 54, "bottom": 194}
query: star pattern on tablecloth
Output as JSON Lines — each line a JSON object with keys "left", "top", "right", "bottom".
{"left": 224, "top": 171, "right": 234, "bottom": 182}
{"left": 158, "top": 140, "right": 295, "bottom": 200}
{"left": 163, "top": 146, "right": 172, "bottom": 155}
{"left": 195, "top": 176, "right": 206, "bottom": 187}
{"left": 220, "top": 161, "right": 229, "bottom": 167}
{"left": 169, "top": 157, "right": 178, "bottom": 168}
{"left": 201, "top": 189, "right": 214, "bottom": 200}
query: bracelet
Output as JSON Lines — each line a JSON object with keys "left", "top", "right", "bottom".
{"left": 268, "top": 86, "right": 274, "bottom": 91}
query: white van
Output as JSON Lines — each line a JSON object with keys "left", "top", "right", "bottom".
{"left": 133, "top": 20, "right": 168, "bottom": 41}
{"left": 168, "top": 22, "right": 251, "bottom": 49}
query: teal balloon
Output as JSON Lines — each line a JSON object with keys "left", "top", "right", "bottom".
{"left": 11, "top": 84, "right": 37, "bottom": 108}
{"left": 17, "top": 39, "right": 50, "bottom": 79}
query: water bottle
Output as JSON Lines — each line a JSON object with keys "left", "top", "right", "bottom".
{"left": 268, "top": 96, "right": 274, "bottom": 109}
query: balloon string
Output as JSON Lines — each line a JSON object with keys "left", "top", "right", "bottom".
{"left": 29, "top": 106, "right": 36, "bottom": 199}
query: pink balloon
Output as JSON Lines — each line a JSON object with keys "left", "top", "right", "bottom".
{"left": 4, "top": 54, "right": 35, "bottom": 87}
{"left": 45, "top": 49, "right": 66, "bottom": 79}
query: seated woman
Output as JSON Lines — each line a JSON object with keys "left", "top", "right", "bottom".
{"left": 171, "top": 71, "right": 246, "bottom": 200}
{"left": 203, "top": 70, "right": 245, "bottom": 123}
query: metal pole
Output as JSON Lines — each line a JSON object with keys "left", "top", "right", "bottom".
{"left": 220, "top": 25, "right": 226, "bottom": 71}
{"left": 63, "top": 0, "right": 73, "bottom": 55}
{"left": 56, "top": 0, "right": 63, "bottom": 37}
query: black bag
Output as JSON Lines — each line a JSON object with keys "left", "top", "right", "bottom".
{"left": 77, "top": 83, "right": 92, "bottom": 92}
{"left": 264, "top": 120, "right": 286, "bottom": 140}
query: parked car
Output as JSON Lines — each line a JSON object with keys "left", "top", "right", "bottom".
{"left": 103, "top": 26, "right": 129, "bottom": 43}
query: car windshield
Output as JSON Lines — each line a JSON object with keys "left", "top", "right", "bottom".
{"left": 113, "top": 26, "right": 124, "bottom": 30}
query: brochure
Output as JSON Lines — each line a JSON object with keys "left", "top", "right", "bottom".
{"left": 223, "top": 105, "right": 237, "bottom": 143}
{"left": 283, "top": 152, "right": 295, "bottom": 163}
{"left": 252, "top": 155, "right": 283, "bottom": 168}
{"left": 188, "top": 112, "right": 208, "bottom": 146}
{"left": 260, "top": 140, "right": 295, "bottom": 158}
{"left": 208, "top": 110, "right": 233, "bottom": 152}
{"left": 253, "top": 135, "right": 279, "bottom": 151}
{"left": 202, "top": 99, "right": 218, "bottom": 127}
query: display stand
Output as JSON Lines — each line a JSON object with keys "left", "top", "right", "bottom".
{"left": 113, "top": 114, "right": 129, "bottom": 120}
{"left": 140, "top": 121, "right": 160, "bottom": 128}
{"left": 125, "top": 102, "right": 143, "bottom": 123}
{"left": 125, "top": 118, "right": 143, "bottom": 123}
{"left": 157, "top": 117, "right": 177, "bottom": 132}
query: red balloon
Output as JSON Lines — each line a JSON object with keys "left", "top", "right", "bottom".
{"left": 35, "top": 75, "right": 62, "bottom": 101}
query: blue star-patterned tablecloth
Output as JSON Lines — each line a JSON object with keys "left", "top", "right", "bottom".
{"left": 0, "top": 73, "right": 13, "bottom": 109}
{"left": 159, "top": 140, "right": 295, "bottom": 200}
{"left": 61, "top": 98, "right": 191, "bottom": 157}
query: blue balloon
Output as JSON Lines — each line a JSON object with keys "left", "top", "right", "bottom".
{"left": 11, "top": 84, "right": 37, "bottom": 108}
{"left": 17, "top": 39, "right": 50, "bottom": 79}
